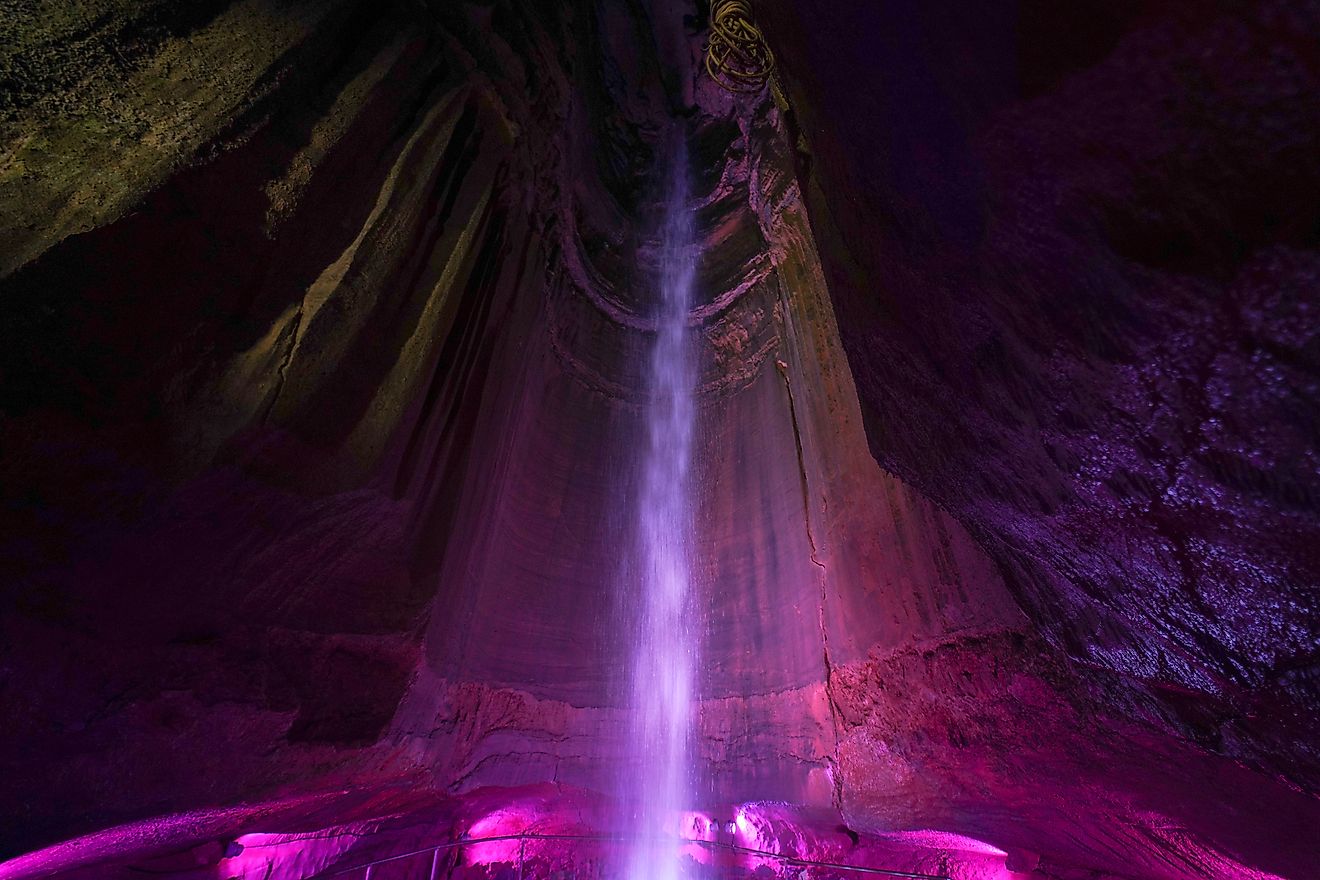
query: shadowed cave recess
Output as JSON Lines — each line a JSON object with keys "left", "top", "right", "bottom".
{"left": 1, "top": 1, "right": 1318, "bottom": 879}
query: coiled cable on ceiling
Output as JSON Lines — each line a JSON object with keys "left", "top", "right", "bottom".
{"left": 705, "top": 0, "right": 775, "bottom": 94}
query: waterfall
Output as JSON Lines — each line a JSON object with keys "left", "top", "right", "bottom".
{"left": 622, "top": 140, "right": 699, "bottom": 880}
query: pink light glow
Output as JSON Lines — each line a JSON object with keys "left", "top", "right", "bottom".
{"left": 721, "top": 802, "right": 1024, "bottom": 880}
{"left": 733, "top": 808, "right": 753, "bottom": 840}
{"left": 680, "top": 810, "right": 716, "bottom": 841}
{"left": 462, "top": 837, "right": 524, "bottom": 867}
{"left": 211, "top": 831, "right": 360, "bottom": 880}
{"left": 0, "top": 784, "right": 1292, "bottom": 880}
{"left": 880, "top": 829, "right": 1007, "bottom": 857}
{"left": 467, "top": 807, "right": 532, "bottom": 839}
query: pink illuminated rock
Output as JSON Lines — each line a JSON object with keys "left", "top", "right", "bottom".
{"left": 0, "top": 1, "right": 1315, "bottom": 879}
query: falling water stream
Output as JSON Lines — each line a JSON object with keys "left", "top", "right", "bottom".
{"left": 622, "top": 141, "right": 699, "bottom": 880}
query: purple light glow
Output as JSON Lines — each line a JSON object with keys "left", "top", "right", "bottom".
{"left": 617, "top": 138, "right": 701, "bottom": 880}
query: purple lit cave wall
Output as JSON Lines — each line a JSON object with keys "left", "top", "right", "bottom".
{"left": 0, "top": 2, "right": 1317, "bottom": 880}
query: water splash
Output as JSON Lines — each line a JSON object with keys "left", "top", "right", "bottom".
{"left": 622, "top": 139, "right": 699, "bottom": 880}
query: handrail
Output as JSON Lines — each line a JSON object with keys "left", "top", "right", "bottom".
{"left": 315, "top": 831, "right": 952, "bottom": 880}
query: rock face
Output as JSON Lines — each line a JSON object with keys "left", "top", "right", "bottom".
{"left": 756, "top": 0, "right": 1320, "bottom": 876}
{"left": 1, "top": 0, "right": 1005, "bottom": 853}
{"left": 0, "top": 1, "right": 1317, "bottom": 879}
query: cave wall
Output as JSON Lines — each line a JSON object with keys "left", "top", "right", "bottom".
{"left": 379, "top": 1, "right": 1018, "bottom": 815}
{"left": 760, "top": 0, "right": 1320, "bottom": 877}
{"left": 4, "top": 1, "right": 1318, "bottom": 878}
{"left": 1, "top": 0, "right": 569, "bottom": 850}
{"left": 0, "top": 0, "right": 1011, "bottom": 861}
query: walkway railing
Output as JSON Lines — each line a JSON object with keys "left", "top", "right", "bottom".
{"left": 316, "top": 832, "right": 952, "bottom": 880}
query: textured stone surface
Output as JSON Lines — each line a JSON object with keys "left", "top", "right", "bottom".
{"left": 758, "top": 0, "right": 1320, "bottom": 876}
{"left": 1, "top": 0, "right": 554, "bottom": 849}
{"left": 1, "top": 1, "right": 1317, "bottom": 878}
{"left": 0, "top": 0, "right": 1005, "bottom": 857}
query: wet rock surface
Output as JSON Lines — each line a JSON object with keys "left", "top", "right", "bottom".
{"left": 2, "top": 0, "right": 993, "bottom": 854}
{"left": 1, "top": 1, "right": 1317, "bottom": 878}
{"left": 759, "top": 0, "right": 1320, "bottom": 875}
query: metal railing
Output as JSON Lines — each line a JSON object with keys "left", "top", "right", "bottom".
{"left": 317, "top": 832, "right": 951, "bottom": 880}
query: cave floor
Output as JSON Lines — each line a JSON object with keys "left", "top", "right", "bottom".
{"left": 0, "top": 785, "right": 1018, "bottom": 880}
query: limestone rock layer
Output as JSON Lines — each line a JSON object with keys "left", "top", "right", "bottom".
{"left": 1, "top": 2, "right": 1317, "bottom": 879}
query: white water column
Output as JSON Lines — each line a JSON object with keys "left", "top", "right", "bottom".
{"left": 623, "top": 140, "right": 699, "bottom": 880}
